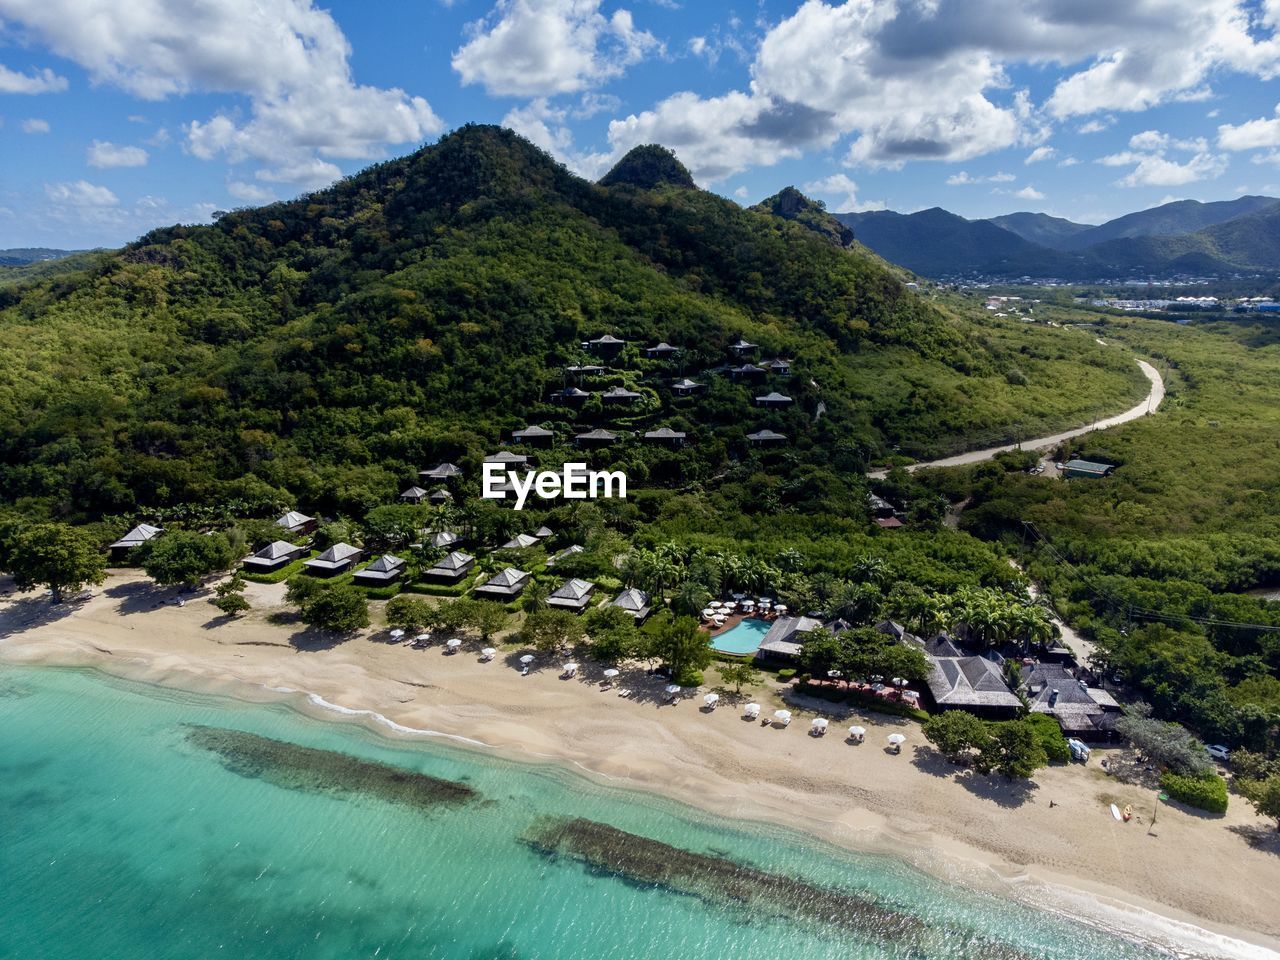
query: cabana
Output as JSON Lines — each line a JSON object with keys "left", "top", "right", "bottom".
{"left": 108, "top": 523, "right": 163, "bottom": 562}
{"left": 475, "top": 567, "right": 530, "bottom": 599}
{"left": 398, "top": 486, "right": 429, "bottom": 504}
{"left": 551, "top": 387, "right": 591, "bottom": 406}
{"left": 746, "top": 428, "right": 787, "bottom": 447}
{"left": 546, "top": 578, "right": 596, "bottom": 614}
{"left": 587, "top": 333, "right": 626, "bottom": 358}
{"left": 728, "top": 338, "right": 758, "bottom": 356}
{"left": 501, "top": 533, "right": 541, "bottom": 550}
{"left": 352, "top": 554, "right": 406, "bottom": 585}
{"left": 728, "top": 363, "right": 767, "bottom": 380}
{"left": 303, "top": 542, "right": 362, "bottom": 577}
{"left": 601, "top": 386, "right": 642, "bottom": 405}
{"left": 611, "top": 588, "right": 651, "bottom": 621}
{"left": 574, "top": 428, "right": 618, "bottom": 448}
{"left": 511, "top": 425, "right": 555, "bottom": 447}
{"left": 241, "top": 540, "right": 305, "bottom": 573}
{"left": 428, "top": 488, "right": 453, "bottom": 506}
{"left": 275, "top": 511, "right": 317, "bottom": 536}
{"left": 419, "top": 462, "right": 462, "bottom": 481}
{"left": 428, "top": 530, "right": 462, "bottom": 549}
{"left": 644, "top": 342, "right": 681, "bottom": 359}
{"left": 671, "top": 378, "right": 706, "bottom": 396}
{"left": 643, "top": 427, "right": 687, "bottom": 448}
{"left": 753, "top": 391, "right": 793, "bottom": 409}
{"left": 764, "top": 358, "right": 792, "bottom": 374}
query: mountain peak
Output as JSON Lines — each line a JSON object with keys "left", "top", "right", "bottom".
{"left": 599, "top": 145, "right": 696, "bottom": 190}
{"left": 754, "top": 187, "right": 854, "bottom": 247}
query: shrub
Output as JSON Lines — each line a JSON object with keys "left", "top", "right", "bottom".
{"left": 1159, "top": 771, "right": 1229, "bottom": 814}
{"left": 777, "top": 668, "right": 796, "bottom": 682}
{"left": 1026, "top": 713, "right": 1071, "bottom": 764}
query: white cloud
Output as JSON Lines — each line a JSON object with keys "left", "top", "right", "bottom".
{"left": 0, "top": 0, "right": 442, "bottom": 187}
{"left": 1025, "top": 146, "right": 1055, "bottom": 164}
{"left": 1058, "top": 155, "right": 1080, "bottom": 166}
{"left": 1013, "top": 185, "right": 1045, "bottom": 199}
{"left": 21, "top": 118, "right": 50, "bottom": 134}
{"left": 946, "top": 170, "right": 1015, "bottom": 185}
{"left": 87, "top": 140, "right": 149, "bottom": 168}
{"left": 45, "top": 180, "right": 119, "bottom": 206}
{"left": 802, "top": 172, "right": 883, "bottom": 211}
{"left": 1077, "top": 117, "right": 1114, "bottom": 134}
{"left": 227, "top": 181, "right": 277, "bottom": 203}
{"left": 732, "top": 185, "right": 749, "bottom": 199}
{"left": 500, "top": 97, "right": 616, "bottom": 178}
{"left": 453, "top": 0, "right": 661, "bottom": 97}
{"left": 1099, "top": 150, "right": 1228, "bottom": 187}
{"left": 0, "top": 62, "right": 67, "bottom": 93}
{"left": 1218, "top": 103, "right": 1280, "bottom": 151}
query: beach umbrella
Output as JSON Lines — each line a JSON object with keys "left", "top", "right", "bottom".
{"left": 704, "top": 693, "right": 720, "bottom": 707}
{"left": 603, "top": 668, "right": 620, "bottom": 679}
{"left": 892, "top": 677, "right": 907, "bottom": 687}
{"left": 773, "top": 709, "right": 792, "bottom": 724}
{"left": 774, "top": 604, "right": 788, "bottom": 614}
{"left": 520, "top": 654, "right": 535, "bottom": 664}
{"left": 563, "top": 662, "right": 579, "bottom": 674}
{"left": 887, "top": 733, "right": 906, "bottom": 745}
{"left": 744, "top": 703, "right": 761, "bottom": 718}
{"left": 826, "top": 669, "right": 843, "bottom": 679}
{"left": 759, "top": 597, "right": 773, "bottom": 605}
{"left": 481, "top": 647, "right": 497, "bottom": 660}
{"left": 389, "top": 628, "right": 405, "bottom": 640}
{"left": 811, "top": 718, "right": 829, "bottom": 733}
{"left": 446, "top": 638, "right": 462, "bottom": 650}
{"left": 414, "top": 633, "right": 431, "bottom": 643}
{"left": 848, "top": 725, "right": 866, "bottom": 739}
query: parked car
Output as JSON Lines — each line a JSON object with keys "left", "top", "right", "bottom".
{"left": 1205, "top": 744, "right": 1230, "bottom": 763}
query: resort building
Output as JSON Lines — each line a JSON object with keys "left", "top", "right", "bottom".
{"left": 746, "top": 429, "right": 787, "bottom": 447}
{"left": 275, "top": 511, "right": 317, "bottom": 536}
{"left": 728, "top": 338, "right": 758, "bottom": 356}
{"left": 420, "top": 462, "right": 463, "bottom": 482}
{"left": 916, "top": 635, "right": 1022, "bottom": 718}
{"left": 764, "top": 358, "right": 792, "bottom": 374}
{"left": 601, "top": 386, "right": 642, "bottom": 405}
{"left": 575, "top": 428, "right": 618, "bottom": 448}
{"left": 565, "top": 364, "right": 606, "bottom": 377}
{"left": 511, "top": 426, "right": 555, "bottom": 447}
{"left": 353, "top": 554, "right": 406, "bottom": 586}
{"left": 533, "top": 526, "right": 554, "bottom": 540}
{"left": 241, "top": 540, "right": 305, "bottom": 573}
{"left": 428, "top": 530, "right": 462, "bottom": 549}
{"left": 475, "top": 567, "right": 530, "bottom": 599}
{"left": 551, "top": 387, "right": 591, "bottom": 406}
{"left": 303, "top": 542, "right": 363, "bottom": 577}
{"left": 108, "top": 523, "right": 163, "bottom": 561}
{"left": 644, "top": 342, "right": 680, "bottom": 359}
{"left": 754, "top": 391, "right": 793, "bottom": 409}
{"left": 421, "top": 550, "right": 475, "bottom": 584}
{"left": 1022, "top": 663, "right": 1123, "bottom": 741}
{"left": 756, "top": 615, "right": 824, "bottom": 662}
{"left": 546, "top": 544, "right": 584, "bottom": 568}
{"left": 428, "top": 488, "right": 453, "bottom": 506}
{"left": 586, "top": 334, "right": 626, "bottom": 359}
{"left": 729, "top": 363, "right": 767, "bottom": 381}
{"left": 611, "top": 588, "right": 651, "bottom": 621}
{"left": 485, "top": 451, "right": 529, "bottom": 467}
{"left": 501, "top": 533, "right": 541, "bottom": 550}
{"left": 399, "top": 486, "right": 429, "bottom": 504}
{"left": 1063, "top": 459, "right": 1116, "bottom": 479}
{"left": 671, "top": 378, "right": 706, "bottom": 396}
{"left": 643, "top": 427, "right": 687, "bottom": 447}
{"left": 546, "top": 578, "right": 596, "bottom": 613}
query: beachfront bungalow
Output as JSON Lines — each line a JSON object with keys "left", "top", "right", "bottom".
{"left": 501, "top": 533, "right": 541, "bottom": 550}
{"left": 421, "top": 550, "right": 475, "bottom": 584}
{"left": 611, "top": 588, "right": 651, "bottom": 622}
{"left": 475, "top": 567, "right": 530, "bottom": 599}
{"left": 428, "top": 488, "right": 453, "bottom": 506}
{"left": 601, "top": 386, "right": 642, "bottom": 406}
{"left": 353, "top": 554, "right": 406, "bottom": 586}
{"left": 546, "top": 544, "right": 584, "bottom": 568}
{"left": 429, "top": 530, "right": 462, "bottom": 549}
{"left": 728, "top": 338, "right": 758, "bottom": 356}
{"left": 918, "top": 642, "right": 1021, "bottom": 718}
{"left": 586, "top": 334, "right": 626, "bottom": 359}
{"left": 644, "top": 342, "right": 681, "bottom": 359}
{"left": 1063, "top": 459, "right": 1116, "bottom": 479}
{"left": 511, "top": 425, "right": 555, "bottom": 447}
{"left": 485, "top": 450, "right": 529, "bottom": 468}
{"left": 756, "top": 615, "right": 824, "bottom": 663}
{"left": 547, "top": 578, "right": 596, "bottom": 614}
{"left": 746, "top": 429, "right": 788, "bottom": 447}
{"left": 108, "top": 523, "right": 163, "bottom": 562}
{"left": 420, "top": 462, "right": 463, "bottom": 482}
{"left": 276, "top": 511, "right": 317, "bottom": 536}
{"left": 764, "top": 358, "right": 792, "bottom": 374}
{"left": 399, "top": 486, "right": 429, "bottom": 504}
{"left": 754, "top": 391, "right": 793, "bottom": 409}
{"left": 1022, "top": 663, "right": 1123, "bottom": 742}
{"left": 728, "top": 363, "right": 768, "bottom": 381}
{"left": 575, "top": 428, "right": 618, "bottom": 448}
{"left": 671, "top": 378, "right": 706, "bottom": 396}
{"left": 241, "top": 540, "right": 305, "bottom": 573}
{"left": 644, "top": 427, "right": 687, "bottom": 448}
{"left": 303, "top": 542, "right": 363, "bottom": 577}
{"left": 551, "top": 387, "right": 591, "bottom": 406}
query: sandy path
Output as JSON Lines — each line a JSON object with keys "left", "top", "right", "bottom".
{"left": 870, "top": 359, "right": 1164, "bottom": 478}
{"left": 2, "top": 572, "right": 1278, "bottom": 959}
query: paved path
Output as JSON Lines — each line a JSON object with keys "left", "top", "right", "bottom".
{"left": 869, "top": 359, "right": 1163, "bottom": 478}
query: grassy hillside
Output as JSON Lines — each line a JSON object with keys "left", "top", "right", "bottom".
{"left": 0, "top": 125, "right": 1143, "bottom": 524}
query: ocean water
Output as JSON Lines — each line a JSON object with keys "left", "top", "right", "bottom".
{"left": 0, "top": 666, "right": 1181, "bottom": 960}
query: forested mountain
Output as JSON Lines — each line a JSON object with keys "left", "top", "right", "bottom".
{"left": 838, "top": 195, "right": 1280, "bottom": 279}
{"left": 0, "top": 247, "right": 83, "bottom": 266}
{"left": 0, "top": 125, "right": 1140, "bottom": 525}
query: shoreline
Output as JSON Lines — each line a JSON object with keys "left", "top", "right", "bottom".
{"left": 3, "top": 573, "right": 1278, "bottom": 959}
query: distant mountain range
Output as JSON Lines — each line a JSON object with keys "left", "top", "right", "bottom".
{"left": 0, "top": 248, "right": 83, "bottom": 267}
{"left": 833, "top": 196, "right": 1280, "bottom": 280}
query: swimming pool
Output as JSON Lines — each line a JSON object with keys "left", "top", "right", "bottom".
{"left": 710, "top": 616, "right": 771, "bottom": 655}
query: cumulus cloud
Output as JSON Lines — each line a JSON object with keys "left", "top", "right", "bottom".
{"left": 1098, "top": 131, "right": 1229, "bottom": 187}
{"left": 946, "top": 170, "right": 1015, "bottom": 185}
{"left": 87, "top": 140, "right": 148, "bottom": 168}
{"left": 1013, "top": 185, "right": 1045, "bottom": 199}
{"left": 0, "top": 62, "right": 67, "bottom": 93}
{"left": 1078, "top": 117, "right": 1114, "bottom": 134}
{"left": 802, "top": 172, "right": 884, "bottom": 211}
{"left": 453, "top": 0, "right": 661, "bottom": 97}
{"left": 45, "top": 180, "right": 119, "bottom": 206}
{"left": 21, "top": 118, "right": 50, "bottom": 134}
{"left": 1218, "top": 103, "right": 1280, "bottom": 151}
{"left": 1025, "top": 146, "right": 1055, "bottom": 164}
{"left": 0, "top": 0, "right": 442, "bottom": 186}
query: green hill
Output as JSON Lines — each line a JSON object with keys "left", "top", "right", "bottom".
{"left": 985, "top": 212, "right": 1092, "bottom": 250}
{"left": 0, "top": 125, "right": 1143, "bottom": 523}
{"left": 1059, "top": 195, "right": 1279, "bottom": 251}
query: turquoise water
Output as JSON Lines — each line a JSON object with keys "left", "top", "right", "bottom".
{"left": 0, "top": 666, "right": 1178, "bottom": 960}
{"left": 711, "top": 616, "right": 771, "bottom": 654}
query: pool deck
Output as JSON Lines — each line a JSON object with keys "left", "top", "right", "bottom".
{"left": 703, "top": 612, "right": 777, "bottom": 637}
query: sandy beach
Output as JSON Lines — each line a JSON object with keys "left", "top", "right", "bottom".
{"left": 3, "top": 570, "right": 1278, "bottom": 959}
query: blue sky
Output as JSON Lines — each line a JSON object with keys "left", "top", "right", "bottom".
{"left": 5, "top": 0, "right": 1280, "bottom": 248}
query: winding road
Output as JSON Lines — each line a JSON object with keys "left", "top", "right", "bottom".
{"left": 869, "top": 359, "right": 1164, "bottom": 478}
